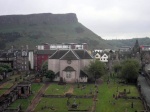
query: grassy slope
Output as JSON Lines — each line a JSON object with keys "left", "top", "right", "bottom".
{"left": 106, "top": 37, "right": 150, "bottom": 49}
{"left": 0, "top": 22, "right": 111, "bottom": 50}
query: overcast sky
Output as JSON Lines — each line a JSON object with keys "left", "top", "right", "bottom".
{"left": 0, "top": 0, "right": 150, "bottom": 39}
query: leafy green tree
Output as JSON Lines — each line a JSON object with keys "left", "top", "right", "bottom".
{"left": 45, "top": 70, "right": 55, "bottom": 81}
{"left": 0, "top": 64, "right": 12, "bottom": 72}
{"left": 85, "top": 60, "right": 105, "bottom": 82}
{"left": 0, "top": 67, "right": 4, "bottom": 74}
{"left": 121, "top": 59, "right": 140, "bottom": 83}
{"left": 113, "top": 63, "right": 122, "bottom": 77}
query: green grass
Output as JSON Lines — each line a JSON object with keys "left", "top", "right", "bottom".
{"left": 34, "top": 98, "right": 93, "bottom": 112}
{"left": 73, "top": 84, "right": 96, "bottom": 95}
{"left": 45, "top": 83, "right": 70, "bottom": 95}
{"left": 0, "top": 90, "right": 6, "bottom": 95}
{"left": 2, "top": 82, "right": 13, "bottom": 88}
{"left": 8, "top": 83, "right": 43, "bottom": 110}
{"left": 96, "top": 82, "right": 144, "bottom": 112}
{"left": 0, "top": 82, "right": 13, "bottom": 95}
{"left": 35, "top": 81, "right": 144, "bottom": 112}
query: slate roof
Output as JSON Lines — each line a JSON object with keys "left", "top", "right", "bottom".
{"left": 0, "top": 52, "right": 14, "bottom": 58}
{"left": 74, "top": 50, "right": 93, "bottom": 59}
{"left": 49, "top": 49, "right": 93, "bottom": 60}
{"left": 60, "top": 50, "right": 79, "bottom": 60}
{"left": 49, "top": 50, "right": 68, "bottom": 59}
{"left": 36, "top": 50, "right": 56, "bottom": 55}
{"left": 80, "top": 70, "right": 88, "bottom": 77}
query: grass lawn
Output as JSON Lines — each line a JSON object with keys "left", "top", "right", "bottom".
{"left": 8, "top": 83, "right": 43, "bottom": 111}
{"left": 34, "top": 80, "right": 144, "bottom": 112}
{"left": 2, "top": 82, "right": 13, "bottom": 88}
{"left": 45, "top": 83, "right": 70, "bottom": 95}
{"left": 34, "top": 97, "right": 93, "bottom": 112}
{"left": 0, "top": 90, "right": 6, "bottom": 95}
{"left": 96, "top": 82, "right": 144, "bottom": 112}
{"left": 0, "top": 82, "right": 14, "bottom": 95}
{"left": 6, "top": 74, "right": 144, "bottom": 112}
{"left": 73, "top": 84, "right": 96, "bottom": 95}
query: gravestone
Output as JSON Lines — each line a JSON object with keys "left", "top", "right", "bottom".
{"left": 71, "top": 98, "right": 78, "bottom": 109}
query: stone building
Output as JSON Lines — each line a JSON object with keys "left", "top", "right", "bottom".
{"left": 16, "top": 81, "right": 31, "bottom": 98}
{"left": 0, "top": 81, "right": 31, "bottom": 112}
{"left": 48, "top": 49, "right": 93, "bottom": 83}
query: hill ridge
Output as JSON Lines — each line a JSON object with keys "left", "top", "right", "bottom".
{"left": 0, "top": 13, "right": 78, "bottom": 25}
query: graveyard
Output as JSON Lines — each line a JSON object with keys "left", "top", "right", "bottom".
{"left": 8, "top": 83, "right": 43, "bottom": 111}
{"left": 33, "top": 77, "right": 144, "bottom": 112}
{"left": 0, "top": 73, "right": 145, "bottom": 112}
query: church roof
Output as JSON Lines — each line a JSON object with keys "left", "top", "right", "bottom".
{"left": 49, "top": 50, "right": 68, "bottom": 59}
{"left": 74, "top": 50, "right": 93, "bottom": 59}
{"left": 49, "top": 49, "right": 93, "bottom": 60}
{"left": 60, "top": 50, "right": 79, "bottom": 60}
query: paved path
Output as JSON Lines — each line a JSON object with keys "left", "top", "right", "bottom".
{"left": 26, "top": 83, "right": 50, "bottom": 112}
{"left": 65, "top": 85, "right": 74, "bottom": 95}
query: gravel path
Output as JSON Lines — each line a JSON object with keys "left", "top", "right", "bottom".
{"left": 26, "top": 83, "right": 50, "bottom": 112}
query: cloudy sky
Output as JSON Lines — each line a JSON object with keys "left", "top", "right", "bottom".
{"left": 0, "top": 0, "right": 150, "bottom": 39}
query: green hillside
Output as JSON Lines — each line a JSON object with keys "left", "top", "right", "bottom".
{"left": 0, "top": 13, "right": 111, "bottom": 50}
{"left": 107, "top": 37, "right": 150, "bottom": 49}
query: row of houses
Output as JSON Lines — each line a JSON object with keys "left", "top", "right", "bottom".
{"left": 0, "top": 41, "right": 150, "bottom": 82}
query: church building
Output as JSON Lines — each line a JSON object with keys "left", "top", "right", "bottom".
{"left": 48, "top": 49, "right": 93, "bottom": 83}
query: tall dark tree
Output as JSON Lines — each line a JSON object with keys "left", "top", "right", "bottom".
{"left": 132, "top": 39, "right": 140, "bottom": 54}
{"left": 121, "top": 59, "right": 140, "bottom": 83}
{"left": 85, "top": 60, "right": 105, "bottom": 82}
{"left": 113, "top": 63, "right": 122, "bottom": 76}
{"left": 45, "top": 70, "right": 55, "bottom": 81}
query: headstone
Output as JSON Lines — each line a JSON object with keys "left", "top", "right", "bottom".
{"left": 71, "top": 98, "right": 78, "bottom": 109}
{"left": 131, "top": 102, "right": 133, "bottom": 108}
{"left": 124, "top": 89, "right": 126, "bottom": 93}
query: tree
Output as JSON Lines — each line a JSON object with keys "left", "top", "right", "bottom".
{"left": 0, "top": 67, "right": 4, "bottom": 74}
{"left": 85, "top": 60, "right": 105, "bottom": 82}
{"left": 45, "top": 70, "right": 55, "bottom": 81}
{"left": 113, "top": 63, "right": 122, "bottom": 77}
{"left": 0, "top": 64, "right": 12, "bottom": 72}
{"left": 121, "top": 59, "right": 140, "bottom": 83}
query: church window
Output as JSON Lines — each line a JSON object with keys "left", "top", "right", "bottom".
{"left": 66, "top": 72, "right": 71, "bottom": 78}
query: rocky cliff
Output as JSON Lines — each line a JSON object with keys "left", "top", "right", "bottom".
{"left": 0, "top": 13, "right": 78, "bottom": 25}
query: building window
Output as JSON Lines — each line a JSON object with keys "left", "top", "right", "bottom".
{"left": 66, "top": 72, "right": 71, "bottom": 78}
